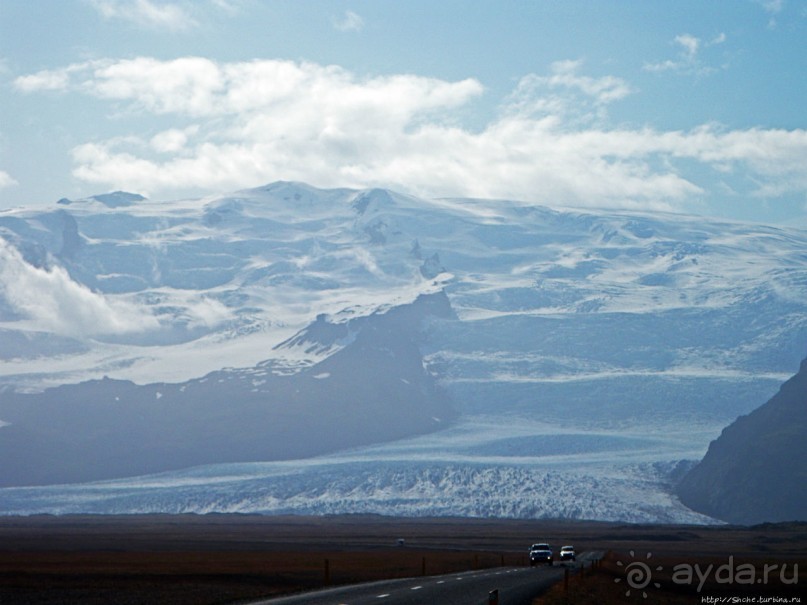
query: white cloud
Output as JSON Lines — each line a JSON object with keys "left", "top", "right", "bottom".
{"left": 0, "top": 170, "right": 18, "bottom": 189}
{"left": 87, "top": 0, "right": 197, "bottom": 31}
{"left": 503, "top": 60, "right": 632, "bottom": 127}
{"left": 150, "top": 127, "right": 197, "bottom": 153}
{"left": 209, "top": 0, "right": 243, "bottom": 14}
{"left": 13, "top": 69, "right": 71, "bottom": 92}
{"left": 520, "top": 59, "right": 632, "bottom": 104}
{"left": 675, "top": 34, "right": 700, "bottom": 60}
{"left": 644, "top": 32, "right": 726, "bottom": 75}
{"left": 756, "top": 0, "right": 784, "bottom": 27}
{"left": 0, "top": 238, "right": 159, "bottom": 337}
{"left": 185, "top": 297, "right": 231, "bottom": 329}
{"left": 334, "top": 10, "right": 365, "bottom": 32}
{"left": 13, "top": 61, "right": 103, "bottom": 93}
{"left": 14, "top": 57, "right": 807, "bottom": 212}
{"left": 91, "top": 57, "right": 224, "bottom": 115}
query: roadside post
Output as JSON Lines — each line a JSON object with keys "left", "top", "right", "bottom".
{"left": 488, "top": 588, "right": 499, "bottom": 604}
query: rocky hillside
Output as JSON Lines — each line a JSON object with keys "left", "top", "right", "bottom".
{"left": 0, "top": 292, "right": 456, "bottom": 486}
{"left": 676, "top": 355, "right": 807, "bottom": 524}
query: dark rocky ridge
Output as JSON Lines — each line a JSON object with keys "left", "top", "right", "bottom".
{"left": 677, "top": 355, "right": 807, "bottom": 524}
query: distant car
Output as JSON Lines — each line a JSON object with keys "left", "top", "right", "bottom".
{"left": 559, "top": 545, "right": 576, "bottom": 561}
{"left": 529, "top": 543, "right": 553, "bottom": 566}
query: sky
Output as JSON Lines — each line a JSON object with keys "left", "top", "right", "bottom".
{"left": 1, "top": 0, "right": 806, "bottom": 223}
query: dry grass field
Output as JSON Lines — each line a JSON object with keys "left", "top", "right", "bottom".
{"left": 0, "top": 515, "right": 804, "bottom": 604}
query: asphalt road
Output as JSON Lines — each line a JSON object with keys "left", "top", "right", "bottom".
{"left": 249, "top": 561, "right": 586, "bottom": 605}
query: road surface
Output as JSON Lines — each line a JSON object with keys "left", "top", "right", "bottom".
{"left": 249, "top": 558, "right": 597, "bottom": 605}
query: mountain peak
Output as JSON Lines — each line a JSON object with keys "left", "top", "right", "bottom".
{"left": 351, "top": 188, "right": 397, "bottom": 215}
{"left": 58, "top": 191, "right": 147, "bottom": 208}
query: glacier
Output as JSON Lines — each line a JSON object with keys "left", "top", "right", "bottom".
{"left": 1, "top": 181, "right": 807, "bottom": 522}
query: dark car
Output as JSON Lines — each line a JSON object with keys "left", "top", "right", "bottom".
{"left": 559, "top": 545, "right": 576, "bottom": 561}
{"left": 529, "top": 543, "right": 553, "bottom": 566}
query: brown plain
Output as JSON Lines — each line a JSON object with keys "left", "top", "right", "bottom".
{"left": 0, "top": 514, "right": 804, "bottom": 604}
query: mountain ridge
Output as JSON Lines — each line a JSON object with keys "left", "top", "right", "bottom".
{"left": 676, "top": 355, "right": 807, "bottom": 524}
{"left": 1, "top": 181, "right": 807, "bottom": 521}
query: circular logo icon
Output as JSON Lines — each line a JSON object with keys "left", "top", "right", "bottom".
{"left": 614, "top": 550, "right": 663, "bottom": 598}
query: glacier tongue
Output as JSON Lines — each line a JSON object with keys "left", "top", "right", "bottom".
{"left": 0, "top": 457, "right": 715, "bottom": 524}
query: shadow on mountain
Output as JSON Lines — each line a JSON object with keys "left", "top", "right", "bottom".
{"left": 0, "top": 292, "right": 457, "bottom": 487}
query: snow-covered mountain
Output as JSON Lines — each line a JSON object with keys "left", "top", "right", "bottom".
{"left": 1, "top": 181, "right": 807, "bottom": 522}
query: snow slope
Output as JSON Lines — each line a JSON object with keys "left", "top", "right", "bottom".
{"left": 1, "top": 182, "right": 807, "bottom": 521}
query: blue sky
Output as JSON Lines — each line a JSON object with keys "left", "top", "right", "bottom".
{"left": 1, "top": 0, "right": 806, "bottom": 222}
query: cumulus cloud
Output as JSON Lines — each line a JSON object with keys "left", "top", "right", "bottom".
{"left": 13, "top": 56, "right": 807, "bottom": 211}
{"left": 0, "top": 238, "right": 158, "bottom": 337}
{"left": 87, "top": 0, "right": 197, "bottom": 31}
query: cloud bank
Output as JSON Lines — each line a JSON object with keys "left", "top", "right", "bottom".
{"left": 13, "top": 57, "right": 807, "bottom": 211}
